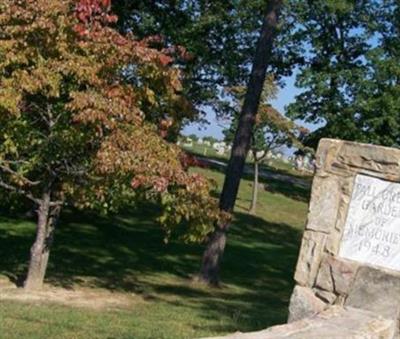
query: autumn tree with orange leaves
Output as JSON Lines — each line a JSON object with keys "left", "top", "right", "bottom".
{"left": 0, "top": 0, "right": 220, "bottom": 290}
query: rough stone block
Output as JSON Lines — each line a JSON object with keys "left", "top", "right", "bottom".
{"left": 287, "top": 286, "right": 327, "bottom": 323}
{"left": 315, "top": 138, "right": 343, "bottom": 174}
{"left": 294, "top": 231, "right": 327, "bottom": 286}
{"left": 345, "top": 266, "right": 400, "bottom": 320}
{"left": 334, "top": 295, "right": 346, "bottom": 307}
{"left": 204, "top": 306, "right": 396, "bottom": 339}
{"left": 334, "top": 141, "right": 400, "bottom": 180}
{"left": 315, "top": 256, "right": 334, "bottom": 292}
{"left": 329, "top": 257, "right": 358, "bottom": 296}
{"left": 314, "top": 288, "right": 337, "bottom": 304}
{"left": 325, "top": 228, "right": 342, "bottom": 256}
{"left": 306, "top": 175, "right": 340, "bottom": 233}
{"left": 325, "top": 176, "right": 353, "bottom": 255}
{"left": 316, "top": 255, "right": 358, "bottom": 297}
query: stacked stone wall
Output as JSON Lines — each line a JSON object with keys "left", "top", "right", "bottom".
{"left": 289, "top": 139, "right": 400, "bottom": 329}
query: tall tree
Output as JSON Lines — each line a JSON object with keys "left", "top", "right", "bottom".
{"left": 198, "top": 0, "right": 284, "bottom": 285}
{"left": 286, "top": 0, "right": 375, "bottom": 147}
{"left": 287, "top": 0, "right": 400, "bottom": 148}
{"left": 355, "top": 0, "right": 400, "bottom": 146}
{"left": 0, "top": 0, "right": 219, "bottom": 290}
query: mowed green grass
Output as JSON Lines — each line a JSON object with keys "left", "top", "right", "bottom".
{"left": 0, "top": 167, "right": 310, "bottom": 339}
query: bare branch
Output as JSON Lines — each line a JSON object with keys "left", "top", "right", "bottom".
{"left": 27, "top": 102, "right": 61, "bottom": 130}
{"left": 0, "top": 163, "right": 41, "bottom": 186}
{"left": 2, "top": 159, "right": 30, "bottom": 165}
{"left": 257, "top": 150, "right": 268, "bottom": 161}
{"left": 0, "top": 179, "right": 40, "bottom": 204}
{"left": 49, "top": 200, "right": 64, "bottom": 207}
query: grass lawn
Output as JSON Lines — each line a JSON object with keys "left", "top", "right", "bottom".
{"left": 0, "top": 166, "right": 310, "bottom": 339}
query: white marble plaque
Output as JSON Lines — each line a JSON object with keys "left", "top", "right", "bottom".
{"left": 339, "top": 174, "right": 400, "bottom": 271}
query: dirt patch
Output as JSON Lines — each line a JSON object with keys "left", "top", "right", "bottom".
{"left": 0, "top": 277, "right": 143, "bottom": 310}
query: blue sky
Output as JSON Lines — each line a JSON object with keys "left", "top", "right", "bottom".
{"left": 182, "top": 72, "right": 308, "bottom": 140}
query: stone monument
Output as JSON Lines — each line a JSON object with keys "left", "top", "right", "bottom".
{"left": 289, "top": 138, "right": 400, "bottom": 329}
{"left": 206, "top": 139, "right": 400, "bottom": 338}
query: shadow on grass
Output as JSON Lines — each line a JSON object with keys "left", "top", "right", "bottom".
{"left": 262, "top": 177, "right": 310, "bottom": 203}
{"left": 198, "top": 157, "right": 311, "bottom": 203}
{"left": 0, "top": 204, "right": 302, "bottom": 333}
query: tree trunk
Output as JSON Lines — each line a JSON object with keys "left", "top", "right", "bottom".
{"left": 24, "top": 192, "right": 60, "bottom": 290}
{"left": 199, "top": 0, "right": 283, "bottom": 285}
{"left": 249, "top": 158, "right": 259, "bottom": 214}
{"left": 199, "top": 229, "right": 226, "bottom": 285}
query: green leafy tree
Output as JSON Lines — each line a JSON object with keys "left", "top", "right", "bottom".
{"left": 0, "top": 0, "right": 219, "bottom": 290}
{"left": 354, "top": 0, "right": 400, "bottom": 146}
{"left": 287, "top": 0, "right": 400, "bottom": 148}
{"left": 286, "top": 0, "right": 375, "bottom": 147}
